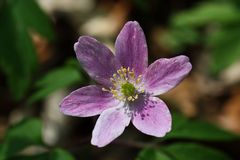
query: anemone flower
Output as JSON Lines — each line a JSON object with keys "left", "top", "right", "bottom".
{"left": 60, "top": 21, "right": 192, "bottom": 147}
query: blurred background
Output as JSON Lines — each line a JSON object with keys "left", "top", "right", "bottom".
{"left": 0, "top": 0, "right": 240, "bottom": 159}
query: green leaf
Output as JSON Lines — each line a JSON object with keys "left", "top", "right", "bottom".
{"left": 11, "top": 0, "right": 55, "bottom": 40}
{"left": 165, "top": 113, "right": 238, "bottom": 141}
{"left": 0, "top": 1, "right": 37, "bottom": 100}
{"left": 0, "top": 118, "right": 43, "bottom": 159}
{"left": 49, "top": 148, "right": 75, "bottom": 160}
{"left": 171, "top": 2, "right": 240, "bottom": 28}
{"left": 170, "top": 112, "right": 188, "bottom": 130}
{"left": 9, "top": 153, "right": 48, "bottom": 160}
{"left": 137, "top": 142, "right": 232, "bottom": 160}
{"left": 206, "top": 26, "right": 240, "bottom": 74}
{"left": 28, "top": 66, "right": 84, "bottom": 103}
{"left": 163, "top": 143, "right": 231, "bottom": 160}
{"left": 8, "top": 148, "right": 75, "bottom": 160}
{"left": 6, "top": 118, "right": 42, "bottom": 143}
{"left": 0, "top": 0, "right": 54, "bottom": 101}
{"left": 159, "top": 28, "right": 199, "bottom": 51}
{"left": 137, "top": 148, "right": 171, "bottom": 160}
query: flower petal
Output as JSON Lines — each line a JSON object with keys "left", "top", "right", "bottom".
{"left": 115, "top": 21, "right": 148, "bottom": 76}
{"left": 143, "top": 55, "right": 192, "bottom": 95}
{"left": 60, "top": 85, "right": 119, "bottom": 117}
{"left": 132, "top": 96, "right": 172, "bottom": 137}
{"left": 74, "top": 36, "right": 120, "bottom": 87}
{"left": 91, "top": 106, "right": 131, "bottom": 147}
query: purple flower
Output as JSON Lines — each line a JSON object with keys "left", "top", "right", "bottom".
{"left": 60, "top": 21, "right": 192, "bottom": 147}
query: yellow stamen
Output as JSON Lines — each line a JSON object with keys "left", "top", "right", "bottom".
{"left": 127, "top": 96, "right": 133, "bottom": 101}
{"left": 103, "top": 67, "right": 144, "bottom": 102}
{"left": 136, "top": 75, "right": 142, "bottom": 84}
{"left": 134, "top": 95, "right": 138, "bottom": 99}
{"left": 102, "top": 88, "right": 110, "bottom": 92}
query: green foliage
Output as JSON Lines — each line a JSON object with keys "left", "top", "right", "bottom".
{"left": 10, "top": 148, "right": 75, "bottom": 160}
{"left": 164, "top": 143, "right": 231, "bottom": 160}
{"left": 137, "top": 148, "right": 171, "bottom": 160}
{"left": 137, "top": 113, "right": 237, "bottom": 160}
{"left": 165, "top": 113, "right": 238, "bottom": 141}
{"left": 160, "top": 28, "right": 200, "bottom": 51}
{"left": 206, "top": 26, "right": 240, "bottom": 74}
{"left": 0, "top": 0, "right": 54, "bottom": 101}
{"left": 171, "top": 3, "right": 240, "bottom": 27}
{"left": 10, "top": 0, "right": 55, "bottom": 41}
{"left": 160, "top": 1, "right": 240, "bottom": 75}
{"left": 0, "top": 118, "right": 43, "bottom": 159}
{"left": 169, "top": 112, "right": 188, "bottom": 130}
{"left": 28, "top": 65, "right": 85, "bottom": 103}
{"left": 49, "top": 149, "right": 75, "bottom": 160}
{"left": 0, "top": 119, "right": 75, "bottom": 160}
{"left": 137, "top": 143, "right": 232, "bottom": 160}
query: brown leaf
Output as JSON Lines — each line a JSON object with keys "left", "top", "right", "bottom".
{"left": 218, "top": 87, "right": 240, "bottom": 134}
{"left": 162, "top": 75, "right": 199, "bottom": 117}
{"left": 31, "top": 32, "right": 53, "bottom": 63}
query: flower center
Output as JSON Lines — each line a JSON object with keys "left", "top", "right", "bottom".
{"left": 121, "top": 82, "right": 136, "bottom": 97}
{"left": 102, "top": 67, "right": 144, "bottom": 102}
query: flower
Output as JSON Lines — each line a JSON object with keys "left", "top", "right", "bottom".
{"left": 60, "top": 21, "right": 192, "bottom": 147}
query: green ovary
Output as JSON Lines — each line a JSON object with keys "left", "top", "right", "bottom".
{"left": 121, "top": 82, "right": 136, "bottom": 97}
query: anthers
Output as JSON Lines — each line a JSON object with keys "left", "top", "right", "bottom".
{"left": 102, "top": 67, "right": 144, "bottom": 102}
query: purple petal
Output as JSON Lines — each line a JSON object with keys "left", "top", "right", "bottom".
{"left": 132, "top": 96, "right": 172, "bottom": 137}
{"left": 115, "top": 21, "right": 148, "bottom": 76}
{"left": 91, "top": 106, "right": 131, "bottom": 147}
{"left": 143, "top": 55, "right": 192, "bottom": 95}
{"left": 60, "top": 85, "right": 119, "bottom": 117}
{"left": 74, "top": 36, "right": 120, "bottom": 87}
